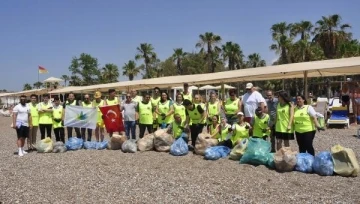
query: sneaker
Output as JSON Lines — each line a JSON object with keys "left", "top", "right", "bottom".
{"left": 18, "top": 151, "right": 24, "bottom": 157}
{"left": 22, "top": 150, "right": 28, "bottom": 155}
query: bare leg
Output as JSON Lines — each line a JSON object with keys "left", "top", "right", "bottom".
{"left": 284, "top": 139, "right": 290, "bottom": 147}
{"left": 95, "top": 127, "right": 100, "bottom": 142}
{"left": 100, "top": 128, "right": 104, "bottom": 142}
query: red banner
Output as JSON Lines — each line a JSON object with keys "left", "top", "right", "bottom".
{"left": 99, "top": 105, "right": 124, "bottom": 133}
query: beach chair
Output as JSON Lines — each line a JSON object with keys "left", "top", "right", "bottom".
{"left": 327, "top": 106, "right": 350, "bottom": 128}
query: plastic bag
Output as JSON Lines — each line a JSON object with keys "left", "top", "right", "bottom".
{"left": 36, "top": 138, "right": 54, "bottom": 153}
{"left": 229, "top": 139, "right": 248, "bottom": 160}
{"left": 204, "top": 146, "right": 231, "bottom": 160}
{"left": 154, "top": 129, "right": 174, "bottom": 152}
{"left": 121, "top": 140, "right": 137, "bottom": 153}
{"left": 65, "top": 137, "right": 84, "bottom": 151}
{"left": 331, "top": 145, "right": 359, "bottom": 177}
{"left": 84, "top": 141, "right": 97, "bottom": 150}
{"left": 170, "top": 137, "right": 189, "bottom": 156}
{"left": 313, "top": 151, "right": 334, "bottom": 176}
{"left": 274, "top": 147, "right": 297, "bottom": 172}
{"left": 137, "top": 134, "right": 154, "bottom": 151}
{"left": 295, "top": 153, "right": 314, "bottom": 173}
{"left": 108, "top": 134, "right": 127, "bottom": 150}
{"left": 52, "top": 141, "right": 67, "bottom": 153}
{"left": 194, "top": 133, "right": 218, "bottom": 156}
{"left": 240, "top": 138, "right": 273, "bottom": 167}
{"left": 96, "top": 140, "right": 108, "bottom": 150}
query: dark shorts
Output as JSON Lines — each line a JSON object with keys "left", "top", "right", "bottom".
{"left": 16, "top": 126, "right": 29, "bottom": 139}
{"left": 275, "top": 132, "right": 294, "bottom": 140}
{"left": 252, "top": 136, "right": 268, "bottom": 140}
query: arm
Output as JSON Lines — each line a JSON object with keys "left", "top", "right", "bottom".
{"left": 166, "top": 103, "right": 174, "bottom": 116}
{"left": 236, "top": 99, "right": 241, "bottom": 114}
{"left": 12, "top": 107, "right": 17, "bottom": 129}
{"left": 288, "top": 104, "right": 295, "bottom": 129}
{"left": 260, "top": 102, "right": 265, "bottom": 112}
{"left": 28, "top": 111, "right": 32, "bottom": 128}
{"left": 210, "top": 124, "right": 220, "bottom": 138}
{"left": 198, "top": 105, "right": 206, "bottom": 123}
{"left": 308, "top": 106, "right": 321, "bottom": 128}
{"left": 185, "top": 110, "right": 190, "bottom": 126}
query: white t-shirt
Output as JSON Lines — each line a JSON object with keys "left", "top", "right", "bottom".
{"left": 13, "top": 104, "right": 30, "bottom": 127}
{"left": 242, "top": 91, "right": 265, "bottom": 117}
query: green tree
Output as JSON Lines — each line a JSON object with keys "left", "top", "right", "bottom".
{"left": 222, "top": 41, "right": 244, "bottom": 70}
{"left": 101, "top": 63, "right": 119, "bottom": 83}
{"left": 69, "top": 75, "right": 82, "bottom": 86}
{"left": 313, "top": 14, "right": 351, "bottom": 59}
{"left": 33, "top": 82, "right": 43, "bottom": 89}
{"left": 291, "top": 21, "right": 313, "bottom": 40}
{"left": 135, "top": 43, "right": 157, "bottom": 79}
{"left": 339, "top": 39, "right": 360, "bottom": 57}
{"left": 270, "top": 22, "right": 293, "bottom": 64}
{"left": 181, "top": 52, "right": 207, "bottom": 75}
{"left": 69, "top": 53, "right": 100, "bottom": 85}
{"left": 195, "top": 32, "right": 222, "bottom": 73}
{"left": 171, "top": 48, "right": 187, "bottom": 75}
{"left": 61, "top": 75, "right": 70, "bottom": 87}
{"left": 159, "top": 57, "right": 177, "bottom": 76}
{"left": 122, "top": 60, "right": 140, "bottom": 81}
{"left": 23, "top": 83, "right": 32, "bottom": 91}
{"left": 246, "top": 53, "right": 266, "bottom": 68}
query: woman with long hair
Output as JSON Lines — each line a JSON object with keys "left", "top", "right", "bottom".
{"left": 275, "top": 91, "right": 294, "bottom": 151}
{"left": 155, "top": 91, "right": 174, "bottom": 128}
{"left": 172, "top": 93, "right": 186, "bottom": 122}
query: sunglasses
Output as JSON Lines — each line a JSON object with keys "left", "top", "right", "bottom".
{"left": 126, "top": 96, "right": 131, "bottom": 98}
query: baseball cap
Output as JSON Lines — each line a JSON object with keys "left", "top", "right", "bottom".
{"left": 245, "top": 83, "right": 253, "bottom": 89}
{"left": 94, "top": 91, "right": 102, "bottom": 98}
{"left": 237, "top": 112, "right": 244, "bottom": 116}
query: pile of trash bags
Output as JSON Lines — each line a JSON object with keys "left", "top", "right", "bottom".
{"left": 154, "top": 129, "right": 174, "bottom": 152}
{"left": 53, "top": 142, "right": 67, "bottom": 153}
{"left": 65, "top": 137, "right": 84, "bottom": 151}
{"left": 295, "top": 153, "right": 314, "bottom": 173}
{"left": 36, "top": 138, "right": 54, "bottom": 153}
{"left": 194, "top": 132, "right": 218, "bottom": 155}
{"left": 84, "top": 141, "right": 108, "bottom": 150}
{"left": 331, "top": 145, "right": 359, "bottom": 177}
{"left": 122, "top": 140, "right": 137, "bottom": 153}
{"left": 204, "top": 146, "right": 231, "bottom": 160}
{"left": 170, "top": 137, "right": 189, "bottom": 156}
{"left": 240, "top": 138, "right": 274, "bottom": 168}
{"left": 137, "top": 134, "right": 155, "bottom": 151}
{"left": 274, "top": 147, "right": 297, "bottom": 172}
{"left": 229, "top": 139, "right": 248, "bottom": 160}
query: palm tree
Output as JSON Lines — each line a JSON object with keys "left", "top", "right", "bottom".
{"left": 69, "top": 75, "right": 82, "bottom": 86}
{"left": 33, "top": 82, "right": 43, "bottom": 89}
{"left": 195, "top": 32, "right": 222, "bottom": 73}
{"left": 291, "top": 21, "right": 313, "bottom": 40}
{"left": 171, "top": 48, "right": 187, "bottom": 75}
{"left": 23, "top": 83, "right": 32, "bottom": 91}
{"left": 122, "top": 60, "right": 140, "bottom": 81}
{"left": 246, "top": 53, "right": 266, "bottom": 68}
{"left": 101, "top": 63, "right": 119, "bottom": 83}
{"left": 313, "top": 14, "right": 351, "bottom": 59}
{"left": 339, "top": 39, "right": 360, "bottom": 57}
{"left": 61, "top": 75, "right": 70, "bottom": 87}
{"left": 135, "top": 43, "right": 157, "bottom": 78}
{"left": 270, "top": 22, "right": 293, "bottom": 64}
{"left": 222, "top": 41, "right": 244, "bottom": 70}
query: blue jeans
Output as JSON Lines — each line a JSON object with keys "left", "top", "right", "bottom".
{"left": 124, "top": 121, "right": 136, "bottom": 139}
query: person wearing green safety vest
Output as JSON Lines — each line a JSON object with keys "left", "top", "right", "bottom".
{"left": 93, "top": 91, "right": 105, "bottom": 142}
{"left": 136, "top": 93, "right": 154, "bottom": 138}
{"left": 167, "top": 113, "right": 189, "bottom": 143}
{"left": 155, "top": 91, "right": 174, "bottom": 128}
{"left": 151, "top": 87, "right": 161, "bottom": 131}
{"left": 80, "top": 94, "right": 93, "bottom": 141}
{"left": 181, "top": 83, "right": 193, "bottom": 102}
{"left": 251, "top": 107, "right": 271, "bottom": 140}
{"left": 215, "top": 117, "right": 232, "bottom": 148}
{"left": 229, "top": 112, "right": 251, "bottom": 146}
{"left": 104, "top": 89, "right": 120, "bottom": 137}
{"left": 38, "top": 93, "right": 53, "bottom": 140}
{"left": 275, "top": 91, "right": 295, "bottom": 151}
{"left": 172, "top": 93, "right": 187, "bottom": 123}
{"left": 52, "top": 96, "right": 65, "bottom": 143}
{"left": 294, "top": 95, "right": 324, "bottom": 156}
{"left": 28, "top": 94, "right": 39, "bottom": 151}
{"left": 223, "top": 89, "right": 241, "bottom": 125}
{"left": 183, "top": 99, "right": 206, "bottom": 148}
{"left": 63, "top": 92, "right": 81, "bottom": 139}
{"left": 206, "top": 92, "right": 221, "bottom": 128}
{"left": 193, "top": 94, "right": 207, "bottom": 124}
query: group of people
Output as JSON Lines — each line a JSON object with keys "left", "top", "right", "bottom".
{"left": 12, "top": 82, "right": 324, "bottom": 157}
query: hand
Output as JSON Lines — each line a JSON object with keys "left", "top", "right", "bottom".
{"left": 317, "top": 126, "right": 325, "bottom": 132}
{"left": 161, "top": 113, "right": 166, "bottom": 117}
{"left": 29, "top": 124, "right": 33, "bottom": 129}
{"left": 61, "top": 121, "right": 64, "bottom": 126}
{"left": 245, "top": 125, "right": 250, "bottom": 130}
{"left": 287, "top": 125, "right": 291, "bottom": 131}
{"left": 136, "top": 120, "right": 139, "bottom": 125}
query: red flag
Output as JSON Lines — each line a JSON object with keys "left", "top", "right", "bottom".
{"left": 38, "top": 66, "right": 48, "bottom": 74}
{"left": 99, "top": 105, "right": 124, "bottom": 133}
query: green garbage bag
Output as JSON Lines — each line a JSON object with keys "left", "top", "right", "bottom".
{"left": 240, "top": 138, "right": 273, "bottom": 168}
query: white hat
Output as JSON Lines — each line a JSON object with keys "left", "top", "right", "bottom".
{"left": 245, "top": 83, "right": 253, "bottom": 89}
{"left": 237, "top": 112, "right": 244, "bottom": 116}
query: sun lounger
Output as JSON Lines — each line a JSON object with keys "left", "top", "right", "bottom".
{"left": 327, "top": 106, "right": 349, "bottom": 128}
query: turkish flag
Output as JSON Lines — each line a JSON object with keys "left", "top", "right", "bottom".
{"left": 99, "top": 105, "right": 124, "bottom": 133}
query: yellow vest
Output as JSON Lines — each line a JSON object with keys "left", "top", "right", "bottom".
{"left": 106, "top": 98, "right": 119, "bottom": 105}
{"left": 132, "top": 96, "right": 142, "bottom": 104}
{"left": 253, "top": 114, "right": 270, "bottom": 137}
{"left": 275, "top": 103, "right": 294, "bottom": 133}
{"left": 232, "top": 123, "right": 250, "bottom": 145}
{"left": 219, "top": 124, "right": 231, "bottom": 142}
{"left": 38, "top": 102, "right": 53, "bottom": 124}
{"left": 210, "top": 124, "right": 220, "bottom": 139}
{"left": 139, "top": 102, "right": 153, "bottom": 125}
{"left": 207, "top": 101, "right": 220, "bottom": 124}
{"left": 182, "top": 92, "right": 192, "bottom": 102}
{"left": 93, "top": 99, "right": 104, "bottom": 124}
{"left": 82, "top": 102, "right": 93, "bottom": 108}
{"left": 28, "top": 103, "right": 39, "bottom": 126}
{"left": 225, "top": 98, "right": 239, "bottom": 115}
{"left": 52, "top": 106, "right": 63, "bottom": 128}
{"left": 294, "top": 105, "right": 315, "bottom": 133}
{"left": 187, "top": 105, "right": 203, "bottom": 125}
{"left": 173, "top": 103, "right": 186, "bottom": 122}
{"left": 158, "top": 100, "right": 173, "bottom": 124}
{"left": 66, "top": 100, "right": 77, "bottom": 106}
{"left": 172, "top": 121, "right": 185, "bottom": 139}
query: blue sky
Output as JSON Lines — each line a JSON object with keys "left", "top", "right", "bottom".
{"left": 1, "top": 0, "right": 359, "bottom": 91}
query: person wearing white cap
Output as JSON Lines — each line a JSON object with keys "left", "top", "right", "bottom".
{"left": 228, "top": 112, "right": 251, "bottom": 146}
{"left": 241, "top": 82, "right": 265, "bottom": 125}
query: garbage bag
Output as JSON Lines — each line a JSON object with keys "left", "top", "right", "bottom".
{"left": 36, "top": 138, "right": 54, "bottom": 153}
{"left": 170, "top": 137, "right": 189, "bottom": 156}
{"left": 84, "top": 141, "right": 97, "bottom": 150}
{"left": 267, "top": 153, "right": 275, "bottom": 169}
{"left": 121, "top": 140, "right": 137, "bottom": 153}
{"left": 194, "top": 133, "right": 218, "bottom": 156}
{"left": 295, "top": 153, "right": 314, "bottom": 173}
{"left": 138, "top": 134, "right": 154, "bottom": 151}
{"left": 229, "top": 139, "right": 248, "bottom": 160}
{"left": 65, "top": 137, "right": 83, "bottom": 151}
{"left": 240, "top": 138, "right": 273, "bottom": 167}
{"left": 52, "top": 141, "right": 67, "bottom": 153}
{"left": 96, "top": 140, "right": 108, "bottom": 150}
{"left": 274, "top": 147, "right": 297, "bottom": 172}
{"left": 204, "top": 146, "right": 231, "bottom": 160}
{"left": 331, "top": 145, "right": 359, "bottom": 177}
{"left": 154, "top": 129, "right": 174, "bottom": 152}
{"left": 108, "top": 134, "right": 127, "bottom": 150}
{"left": 313, "top": 151, "right": 334, "bottom": 176}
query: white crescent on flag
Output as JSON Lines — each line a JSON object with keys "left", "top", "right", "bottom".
{"left": 106, "top": 110, "right": 117, "bottom": 122}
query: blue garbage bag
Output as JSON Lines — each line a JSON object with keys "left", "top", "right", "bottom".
{"left": 240, "top": 138, "right": 273, "bottom": 167}
{"left": 84, "top": 141, "right": 97, "bottom": 150}
{"left": 204, "top": 146, "right": 231, "bottom": 160}
{"left": 65, "top": 137, "right": 84, "bottom": 150}
{"left": 295, "top": 153, "right": 315, "bottom": 173}
{"left": 170, "top": 137, "right": 189, "bottom": 156}
{"left": 96, "top": 140, "right": 108, "bottom": 150}
{"left": 313, "top": 151, "right": 334, "bottom": 176}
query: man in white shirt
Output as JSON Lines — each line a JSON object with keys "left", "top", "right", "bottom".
{"left": 12, "top": 95, "right": 32, "bottom": 157}
{"left": 241, "top": 82, "right": 265, "bottom": 124}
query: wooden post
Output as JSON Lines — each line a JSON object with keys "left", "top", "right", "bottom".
{"left": 304, "top": 71, "right": 308, "bottom": 99}
{"left": 221, "top": 83, "right": 225, "bottom": 104}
